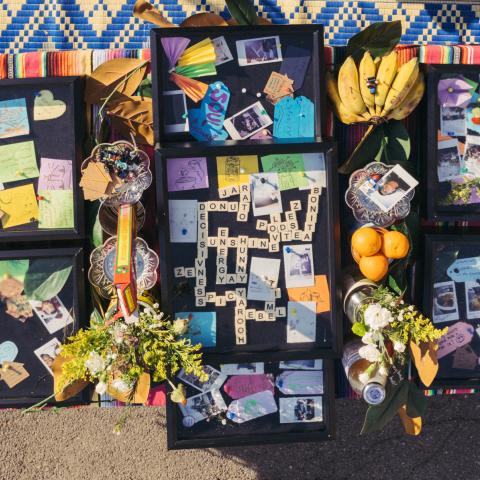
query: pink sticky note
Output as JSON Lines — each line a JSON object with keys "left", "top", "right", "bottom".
{"left": 437, "top": 321, "right": 475, "bottom": 359}
{"left": 38, "top": 158, "right": 73, "bottom": 190}
{"left": 223, "top": 374, "right": 274, "bottom": 399}
{"left": 167, "top": 157, "right": 209, "bottom": 192}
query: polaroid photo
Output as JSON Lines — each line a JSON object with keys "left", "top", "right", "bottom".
{"left": 279, "top": 359, "right": 323, "bottom": 370}
{"left": 30, "top": 296, "right": 74, "bottom": 334}
{"left": 299, "top": 153, "right": 326, "bottom": 190}
{"left": 224, "top": 102, "right": 273, "bottom": 140}
{"left": 0, "top": 98, "right": 30, "bottom": 139}
{"left": 279, "top": 396, "right": 323, "bottom": 424}
{"left": 440, "top": 106, "right": 467, "bottom": 137}
{"left": 283, "top": 244, "right": 315, "bottom": 289}
{"left": 236, "top": 36, "right": 282, "bottom": 66}
{"left": 250, "top": 172, "right": 283, "bottom": 217}
{"left": 168, "top": 199, "right": 198, "bottom": 243}
{"left": 34, "top": 337, "right": 61, "bottom": 375}
{"left": 220, "top": 362, "right": 264, "bottom": 375}
{"left": 177, "top": 365, "right": 227, "bottom": 392}
{"left": 176, "top": 311, "right": 216, "bottom": 347}
{"left": 432, "top": 280, "right": 459, "bottom": 323}
{"left": 437, "top": 138, "right": 462, "bottom": 182}
{"left": 465, "top": 280, "right": 480, "bottom": 320}
{"left": 463, "top": 135, "right": 480, "bottom": 178}
{"left": 287, "top": 301, "right": 316, "bottom": 343}
{"left": 179, "top": 390, "right": 227, "bottom": 424}
{"left": 163, "top": 90, "right": 189, "bottom": 133}
{"left": 247, "top": 256, "right": 281, "bottom": 301}
{"left": 358, "top": 164, "right": 419, "bottom": 213}
{"left": 213, "top": 36, "right": 234, "bottom": 66}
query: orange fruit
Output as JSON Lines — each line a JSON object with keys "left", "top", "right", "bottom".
{"left": 359, "top": 254, "right": 389, "bottom": 282}
{"left": 351, "top": 227, "right": 382, "bottom": 257}
{"left": 381, "top": 231, "right": 410, "bottom": 259}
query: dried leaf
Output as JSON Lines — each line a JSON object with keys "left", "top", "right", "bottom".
{"left": 85, "top": 58, "right": 148, "bottom": 105}
{"left": 107, "top": 373, "right": 151, "bottom": 404}
{"left": 133, "top": 0, "right": 175, "bottom": 27}
{"left": 410, "top": 340, "right": 439, "bottom": 387}
{"left": 107, "top": 97, "right": 154, "bottom": 146}
{"left": 52, "top": 354, "right": 89, "bottom": 402}
{"left": 397, "top": 405, "right": 422, "bottom": 436}
{"left": 181, "top": 12, "right": 228, "bottom": 27}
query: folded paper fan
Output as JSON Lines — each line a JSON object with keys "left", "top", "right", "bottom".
{"left": 177, "top": 38, "right": 216, "bottom": 67}
{"left": 175, "top": 62, "right": 217, "bottom": 78}
{"left": 169, "top": 73, "right": 208, "bottom": 103}
{"left": 161, "top": 37, "right": 191, "bottom": 70}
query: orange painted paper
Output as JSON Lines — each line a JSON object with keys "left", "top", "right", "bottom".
{"left": 287, "top": 275, "right": 330, "bottom": 313}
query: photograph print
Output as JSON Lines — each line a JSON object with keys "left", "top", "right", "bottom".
{"left": 236, "top": 36, "right": 282, "bottom": 66}
{"left": 213, "top": 36, "right": 233, "bottom": 66}
{"left": 432, "top": 280, "right": 459, "bottom": 323}
{"left": 30, "top": 295, "right": 74, "bottom": 335}
{"left": 220, "top": 363, "right": 264, "bottom": 375}
{"left": 250, "top": 172, "right": 283, "bottom": 216}
{"left": 463, "top": 136, "right": 480, "bottom": 178}
{"left": 465, "top": 280, "right": 480, "bottom": 320}
{"left": 179, "top": 390, "right": 227, "bottom": 424}
{"left": 279, "top": 359, "right": 323, "bottom": 370}
{"left": 283, "top": 244, "right": 315, "bottom": 288}
{"left": 34, "top": 337, "right": 61, "bottom": 375}
{"left": 440, "top": 106, "right": 467, "bottom": 137}
{"left": 437, "top": 138, "right": 462, "bottom": 182}
{"left": 224, "top": 101, "right": 273, "bottom": 140}
{"left": 177, "top": 365, "right": 227, "bottom": 393}
{"left": 279, "top": 396, "right": 323, "bottom": 424}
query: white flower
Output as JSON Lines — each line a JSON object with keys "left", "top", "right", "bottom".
{"left": 359, "top": 344, "right": 381, "bottom": 362}
{"left": 111, "top": 378, "right": 130, "bottom": 393}
{"left": 362, "top": 331, "right": 375, "bottom": 345}
{"left": 84, "top": 352, "right": 105, "bottom": 375}
{"left": 393, "top": 341, "right": 406, "bottom": 353}
{"left": 172, "top": 318, "right": 189, "bottom": 335}
{"left": 112, "top": 324, "right": 125, "bottom": 344}
{"left": 153, "top": 303, "right": 159, "bottom": 309}
{"left": 408, "top": 305, "right": 414, "bottom": 312}
{"left": 95, "top": 381, "right": 107, "bottom": 395}
{"left": 400, "top": 300, "right": 405, "bottom": 305}
{"left": 359, "top": 372, "right": 371, "bottom": 384}
{"left": 379, "top": 365, "right": 388, "bottom": 376}
{"left": 364, "top": 304, "right": 393, "bottom": 330}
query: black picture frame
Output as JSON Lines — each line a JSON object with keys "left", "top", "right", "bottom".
{"left": 425, "top": 64, "right": 480, "bottom": 221}
{"left": 155, "top": 140, "right": 342, "bottom": 362}
{"left": 166, "top": 358, "right": 335, "bottom": 449}
{"left": 151, "top": 25, "right": 325, "bottom": 145}
{"left": 0, "top": 76, "right": 85, "bottom": 241}
{"left": 0, "top": 246, "right": 90, "bottom": 407}
{"left": 421, "top": 233, "right": 480, "bottom": 388}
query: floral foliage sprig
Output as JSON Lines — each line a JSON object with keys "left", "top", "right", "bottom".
{"left": 442, "top": 178, "right": 480, "bottom": 205}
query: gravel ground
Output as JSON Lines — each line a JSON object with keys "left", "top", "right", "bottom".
{"left": 0, "top": 395, "right": 479, "bottom": 480}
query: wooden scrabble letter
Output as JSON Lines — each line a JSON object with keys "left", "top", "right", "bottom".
{"left": 215, "top": 296, "right": 227, "bottom": 306}
{"left": 256, "top": 219, "right": 268, "bottom": 231}
{"left": 174, "top": 267, "right": 185, "bottom": 278}
{"left": 290, "top": 200, "right": 301, "bottom": 211}
{"left": 275, "top": 306, "right": 286, "bottom": 317}
{"left": 196, "top": 296, "right": 206, "bottom": 307}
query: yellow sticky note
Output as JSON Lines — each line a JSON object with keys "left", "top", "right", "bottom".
{"left": 287, "top": 275, "right": 331, "bottom": 314}
{"left": 0, "top": 184, "right": 39, "bottom": 229}
{"left": 216, "top": 155, "right": 259, "bottom": 189}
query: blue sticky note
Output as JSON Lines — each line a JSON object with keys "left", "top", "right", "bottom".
{"left": 0, "top": 341, "right": 18, "bottom": 363}
{"left": 273, "top": 96, "right": 314, "bottom": 139}
{"left": 0, "top": 98, "right": 30, "bottom": 139}
{"left": 177, "top": 312, "right": 216, "bottom": 347}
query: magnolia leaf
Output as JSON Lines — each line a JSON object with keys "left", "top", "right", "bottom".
{"left": 381, "top": 120, "right": 411, "bottom": 166}
{"left": 225, "top": 0, "right": 260, "bottom": 25}
{"left": 92, "top": 212, "right": 103, "bottom": 248}
{"left": 180, "top": 12, "right": 228, "bottom": 27}
{"left": 387, "top": 272, "right": 403, "bottom": 296}
{"left": 107, "top": 373, "right": 151, "bottom": 404}
{"left": 136, "top": 76, "right": 152, "bottom": 98}
{"left": 0, "top": 259, "right": 29, "bottom": 283}
{"left": 361, "top": 379, "right": 409, "bottom": 434}
{"left": 133, "top": 0, "right": 175, "bottom": 27}
{"left": 227, "top": 16, "right": 271, "bottom": 25}
{"left": 405, "top": 380, "right": 428, "bottom": 418}
{"left": 410, "top": 340, "right": 439, "bottom": 387}
{"left": 85, "top": 58, "right": 148, "bottom": 105}
{"left": 347, "top": 21, "right": 402, "bottom": 60}
{"left": 352, "top": 321, "right": 366, "bottom": 337}
{"left": 397, "top": 405, "right": 422, "bottom": 436}
{"left": 338, "top": 124, "right": 382, "bottom": 174}
{"left": 23, "top": 258, "right": 73, "bottom": 301}
{"left": 107, "top": 97, "right": 154, "bottom": 146}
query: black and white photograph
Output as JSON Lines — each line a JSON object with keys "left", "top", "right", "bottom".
{"left": 34, "top": 337, "right": 61, "bottom": 375}
{"left": 224, "top": 101, "right": 273, "bottom": 140}
{"left": 465, "top": 280, "right": 480, "bottom": 320}
{"left": 359, "top": 164, "right": 419, "bottom": 213}
{"left": 236, "top": 36, "right": 282, "bottom": 66}
{"left": 440, "top": 106, "right": 467, "bottom": 137}
{"left": 179, "top": 390, "right": 227, "bottom": 424}
{"left": 279, "top": 396, "right": 323, "bottom": 424}
{"left": 432, "top": 280, "right": 459, "bottom": 323}
{"left": 250, "top": 172, "right": 283, "bottom": 216}
{"left": 212, "top": 36, "right": 233, "bottom": 66}
{"left": 437, "top": 138, "right": 462, "bottom": 182}
{"left": 177, "top": 365, "right": 227, "bottom": 392}
{"left": 287, "top": 301, "right": 316, "bottom": 343}
{"left": 283, "top": 244, "right": 315, "bottom": 288}
{"left": 279, "top": 359, "right": 323, "bottom": 370}
{"left": 220, "top": 363, "right": 264, "bottom": 375}
{"left": 247, "top": 256, "right": 281, "bottom": 301}
{"left": 29, "top": 295, "right": 73, "bottom": 334}
{"left": 463, "top": 135, "right": 480, "bottom": 178}
{"left": 163, "top": 90, "right": 189, "bottom": 133}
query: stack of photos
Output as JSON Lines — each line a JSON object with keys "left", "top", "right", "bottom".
{"left": 436, "top": 73, "right": 480, "bottom": 207}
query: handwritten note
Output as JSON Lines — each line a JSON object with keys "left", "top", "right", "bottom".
{"left": 0, "top": 141, "right": 39, "bottom": 184}
{"left": 261, "top": 154, "right": 308, "bottom": 190}
{"left": 38, "top": 158, "right": 73, "bottom": 190}
{"left": 0, "top": 98, "right": 29, "bottom": 139}
{"left": 167, "top": 157, "right": 209, "bottom": 192}
{"left": 0, "top": 362, "right": 29, "bottom": 388}
{"left": 216, "top": 155, "right": 259, "bottom": 189}
{"left": 38, "top": 190, "right": 74, "bottom": 229}
{"left": 0, "top": 184, "right": 39, "bottom": 228}
{"left": 287, "top": 275, "right": 330, "bottom": 313}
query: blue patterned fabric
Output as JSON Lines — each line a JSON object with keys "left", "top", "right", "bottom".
{"left": 1, "top": 1, "right": 480, "bottom": 53}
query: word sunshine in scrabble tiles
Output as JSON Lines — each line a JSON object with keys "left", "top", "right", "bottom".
{"left": 167, "top": 153, "right": 330, "bottom": 347}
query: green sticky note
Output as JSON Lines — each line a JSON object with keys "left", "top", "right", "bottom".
{"left": 0, "top": 141, "right": 39, "bottom": 184}
{"left": 261, "top": 154, "right": 308, "bottom": 190}
{"left": 38, "top": 190, "right": 74, "bottom": 229}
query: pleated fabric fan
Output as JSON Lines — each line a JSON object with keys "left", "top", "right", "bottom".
{"left": 161, "top": 37, "right": 217, "bottom": 102}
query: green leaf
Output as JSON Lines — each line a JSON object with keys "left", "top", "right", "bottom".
{"left": 380, "top": 120, "right": 411, "bottom": 166}
{"left": 137, "top": 76, "right": 152, "bottom": 98}
{"left": 225, "top": 0, "right": 259, "bottom": 25}
{"left": 0, "top": 259, "right": 29, "bottom": 283}
{"left": 92, "top": 212, "right": 103, "bottom": 248}
{"left": 361, "top": 379, "right": 409, "bottom": 434}
{"left": 387, "top": 273, "right": 403, "bottom": 295}
{"left": 23, "top": 258, "right": 73, "bottom": 301}
{"left": 352, "top": 321, "right": 366, "bottom": 337}
{"left": 406, "top": 381, "right": 427, "bottom": 418}
{"left": 347, "top": 21, "right": 402, "bottom": 61}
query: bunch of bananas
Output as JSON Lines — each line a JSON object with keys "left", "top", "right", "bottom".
{"left": 326, "top": 50, "right": 425, "bottom": 124}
